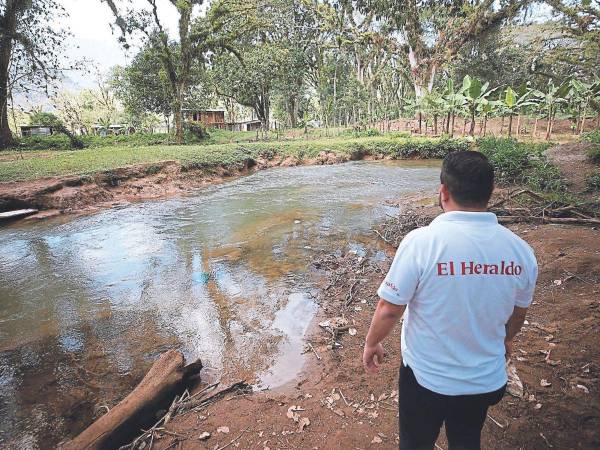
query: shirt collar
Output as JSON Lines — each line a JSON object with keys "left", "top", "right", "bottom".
{"left": 431, "top": 211, "right": 498, "bottom": 225}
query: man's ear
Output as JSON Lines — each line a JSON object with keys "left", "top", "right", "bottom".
{"left": 439, "top": 184, "right": 451, "bottom": 203}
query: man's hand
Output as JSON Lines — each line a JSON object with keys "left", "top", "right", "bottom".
{"left": 504, "top": 339, "right": 513, "bottom": 361}
{"left": 362, "top": 299, "right": 406, "bottom": 374}
{"left": 363, "top": 342, "right": 384, "bottom": 373}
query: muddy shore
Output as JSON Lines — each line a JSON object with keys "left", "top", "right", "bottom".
{"left": 137, "top": 197, "right": 600, "bottom": 450}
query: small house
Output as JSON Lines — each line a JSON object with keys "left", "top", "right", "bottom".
{"left": 183, "top": 109, "right": 226, "bottom": 129}
{"left": 20, "top": 125, "right": 55, "bottom": 137}
{"left": 227, "top": 120, "right": 262, "bottom": 132}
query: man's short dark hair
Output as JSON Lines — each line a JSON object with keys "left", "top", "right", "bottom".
{"left": 441, "top": 151, "right": 494, "bottom": 208}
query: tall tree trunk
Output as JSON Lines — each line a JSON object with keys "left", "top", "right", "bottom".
{"left": 0, "top": 0, "right": 18, "bottom": 149}
{"left": 500, "top": 116, "right": 505, "bottom": 135}
{"left": 446, "top": 111, "right": 451, "bottom": 134}
{"left": 516, "top": 114, "right": 521, "bottom": 137}
{"left": 483, "top": 115, "right": 488, "bottom": 136}
{"left": 532, "top": 117, "right": 538, "bottom": 138}
{"left": 450, "top": 113, "right": 455, "bottom": 138}
{"left": 434, "top": 114, "right": 438, "bottom": 135}
{"left": 508, "top": 115, "right": 513, "bottom": 137}
{"left": 173, "top": 101, "right": 184, "bottom": 144}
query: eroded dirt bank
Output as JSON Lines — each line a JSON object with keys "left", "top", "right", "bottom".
{"left": 0, "top": 151, "right": 378, "bottom": 220}
{"left": 135, "top": 198, "right": 600, "bottom": 450}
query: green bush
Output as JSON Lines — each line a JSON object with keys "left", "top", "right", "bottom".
{"left": 526, "top": 159, "right": 567, "bottom": 193}
{"left": 477, "top": 137, "right": 564, "bottom": 193}
{"left": 478, "top": 137, "right": 530, "bottom": 183}
{"left": 586, "top": 146, "right": 600, "bottom": 165}
{"left": 585, "top": 171, "right": 600, "bottom": 192}
{"left": 582, "top": 129, "right": 600, "bottom": 145}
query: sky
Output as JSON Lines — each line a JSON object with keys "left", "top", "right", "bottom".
{"left": 58, "top": 0, "right": 180, "bottom": 90}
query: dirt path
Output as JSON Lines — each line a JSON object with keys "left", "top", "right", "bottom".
{"left": 144, "top": 205, "right": 600, "bottom": 450}
{"left": 544, "top": 142, "right": 597, "bottom": 194}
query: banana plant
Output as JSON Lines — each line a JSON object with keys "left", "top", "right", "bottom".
{"left": 501, "top": 85, "right": 535, "bottom": 137}
{"left": 477, "top": 98, "right": 503, "bottom": 136}
{"left": 423, "top": 89, "right": 446, "bottom": 135}
{"left": 462, "top": 75, "right": 499, "bottom": 136}
{"left": 532, "top": 80, "right": 572, "bottom": 140}
{"left": 441, "top": 79, "right": 466, "bottom": 137}
{"left": 570, "top": 78, "right": 600, "bottom": 135}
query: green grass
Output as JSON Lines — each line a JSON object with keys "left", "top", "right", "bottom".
{"left": 477, "top": 137, "right": 564, "bottom": 194}
{"left": 0, "top": 135, "right": 468, "bottom": 182}
{"left": 13, "top": 129, "right": 261, "bottom": 151}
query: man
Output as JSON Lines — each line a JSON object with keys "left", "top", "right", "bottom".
{"left": 363, "top": 151, "right": 538, "bottom": 450}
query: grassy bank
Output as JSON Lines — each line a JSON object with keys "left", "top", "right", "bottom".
{"left": 0, "top": 135, "right": 467, "bottom": 182}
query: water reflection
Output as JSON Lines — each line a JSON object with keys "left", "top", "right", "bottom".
{"left": 0, "top": 160, "right": 440, "bottom": 447}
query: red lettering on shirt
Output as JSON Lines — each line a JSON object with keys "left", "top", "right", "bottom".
{"left": 437, "top": 261, "right": 523, "bottom": 276}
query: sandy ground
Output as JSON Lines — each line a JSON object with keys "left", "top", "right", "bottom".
{"left": 139, "top": 204, "right": 599, "bottom": 450}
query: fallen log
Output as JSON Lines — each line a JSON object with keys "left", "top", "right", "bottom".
{"left": 62, "top": 349, "right": 202, "bottom": 450}
{"left": 498, "top": 216, "right": 600, "bottom": 225}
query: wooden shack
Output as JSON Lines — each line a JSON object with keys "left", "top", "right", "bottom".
{"left": 183, "top": 109, "right": 226, "bottom": 129}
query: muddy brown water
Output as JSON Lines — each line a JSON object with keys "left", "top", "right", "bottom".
{"left": 0, "top": 160, "right": 440, "bottom": 448}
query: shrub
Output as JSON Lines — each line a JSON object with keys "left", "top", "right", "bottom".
{"left": 477, "top": 137, "right": 530, "bottom": 183}
{"left": 582, "top": 129, "right": 600, "bottom": 145}
{"left": 526, "top": 159, "right": 567, "bottom": 193}
{"left": 585, "top": 171, "right": 600, "bottom": 192}
{"left": 477, "top": 137, "right": 565, "bottom": 193}
{"left": 586, "top": 146, "right": 600, "bottom": 165}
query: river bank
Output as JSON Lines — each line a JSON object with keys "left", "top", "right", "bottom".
{"left": 142, "top": 194, "right": 600, "bottom": 450}
{"left": 0, "top": 135, "right": 467, "bottom": 219}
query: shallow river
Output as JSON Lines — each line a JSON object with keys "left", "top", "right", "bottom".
{"left": 0, "top": 160, "right": 440, "bottom": 448}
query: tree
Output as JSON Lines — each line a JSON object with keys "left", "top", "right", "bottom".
{"left": 212, "top": 44, "right": 289, "bottom": 131}
{"left": 355, "top": 0, "right": 532, "bottom": 98}
{"left": 102, "top": 0, "right": 223, "bottom": 144}
{"left": 109, "top": 45, "right": 174, "bottom": 132}
{"left": 542, "top": 0, "right": 600, "bottom": 89}
{"left": 462, "top": 75, "right": 498, "bottom": 136}
{"left": 532, "top": 80, "right": 571, "bottom": 140}
{"left": 0, "top": 0, "right": 71, "bottom": 148}
{"left": 500, "top": 85, "right": 534, "bottom": 136}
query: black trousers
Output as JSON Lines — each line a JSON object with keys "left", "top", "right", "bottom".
{"left": 399, "top": 364, "right": 506, "bottom": 450}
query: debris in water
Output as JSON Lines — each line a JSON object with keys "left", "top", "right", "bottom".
{"left": 198, "top": 432, "right": 211, "bottom": 440}
{"left": 575, "top": 384, "right": 589, "bottom": 394}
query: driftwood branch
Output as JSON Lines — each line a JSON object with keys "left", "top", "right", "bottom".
{"left": 62, "top": 350, "right": 202, "bottom": 450}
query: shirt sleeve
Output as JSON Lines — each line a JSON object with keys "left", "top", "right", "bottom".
{"left": 514, "top": 258, "right": 538, "bottom": 308}
{"left": 377, "top": 231, "right": 422, "bottom": 305}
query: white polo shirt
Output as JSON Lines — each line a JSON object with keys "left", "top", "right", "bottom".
{"left": 377, "top": 211, "right": 538, "bottom": 395}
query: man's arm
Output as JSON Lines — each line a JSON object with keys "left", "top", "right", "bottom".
{"left": 504, "top": 306, "right": 528, "bottom": 360}
{"left": 363, "top": 299, "right": 406, "bottom": 373}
